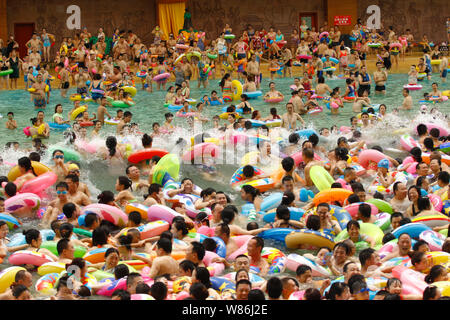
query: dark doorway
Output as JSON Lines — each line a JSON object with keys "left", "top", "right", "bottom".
{"left": 14, "top": 23, "right": 35, "bottom": 58}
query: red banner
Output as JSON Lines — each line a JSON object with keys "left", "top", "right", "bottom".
{"left": 334, "top": 15, "right": 352, "bottom": 26}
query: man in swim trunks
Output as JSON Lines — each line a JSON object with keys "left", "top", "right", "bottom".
{"left": 373, "top": 62, "right": 388, "bottom": 94}
{"left": 30, "top": 74, "right": 49, "bottom": 109}
{"left": 74, "top": 68, "right": 90, "bottom": 96}
{"left": 439, "top": 53, "right": 448, "bottom": 83}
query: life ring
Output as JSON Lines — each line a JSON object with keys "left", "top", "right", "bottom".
{"left": 70, "top": 106, "right": 87, "bottom": 120}
{"left": 231, "top": 80, "right": 243, "bottom": 101}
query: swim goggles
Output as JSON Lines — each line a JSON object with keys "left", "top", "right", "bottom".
{"left": 54, "top": 155, "right": 64, "bottom": 159}
{"left": 57, "top": 190, "right": 68, "bottom": 195}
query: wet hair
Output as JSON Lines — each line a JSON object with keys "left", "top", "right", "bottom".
{"left": 105, "top": 136, "right": 118, "bottom": 157}
{"left": 276, "top": 205, "right": 290, "bottom": 222}
{"left": 135, "top": 282, "right": 151, "bottom": 294}
{"left": 62, "top": 203, "right": 77, "bottom": 219}
{"left": 266, "top": 277, "right": 283, "bottom": 299}
{"left": 117, "top": 176, "right": 133, "bottom": 191}
{"left": 306, "top": 215, "right": 320, "bottom": 231}
{"left": 97, "top": 190, "right": 115, "bottom": 204}
{"left": 157, "top": 238, "right": 172, "bottom": 253}
{"left": 358, "top": 203, "right": 372, "bottom": 218}
{"left": 281, "top": 157, "right": 295, "bottom": 172}
{"left": 247, "top": 222, "right": 259, "bottom": 230}
{"left": 114, "top": 264, "right": 129, "bottom": 280}
{"left": 189, "top": 282, "right": 208, "bottom": 300}
{"left": 92, "top": 227, "right": 108, "bottom": 246}
{"left": 248, "top": 289, "right": 266, "bottom": 300}
{"left": 202, "top": 238, "right": 217, "bottom": 252}
{"left": 173, "top": 220, "right": 189, "bottom": 236}
{"left": 179, "top": 260, "right": 196, "bottom": 274}
{"left": 296, "top": 264, "right": 312, "bottom": 276}
{"left": 22, "top": 229, "right": 40, "bottom": 244}
{"left": 425, "top": 265, "right": 446, "bottom": 284}
{"left": 347, "top": 193, "right": 360, "bottom": 204}
{"left": 84, "top": 212, "right": 99, "bottom": 228}
{"left": 194, "top": 267, "right": 212, "bottom": 288}
{"left": 56, "top": 238, "right": 70, "bottom": 255}
{"left": 128, "top": 211, "right": 142, "bottom": 226}
{"left": 334, "top": 242, "right": 351, "bottom": 255}
{"left": 241, "top": 185, "right": 260, "bottom": 200}
{"left": 150, "top": 282, "right": 168, "bottom": 300}
{"left": 18, "top": 157, "right": 38, "bottom": 176}
{"left": 304, "top": 288, "right": 321, "bottom": 300}
{"left": 141, "top": 134, "right": 153, "bottom": 148}
{"left": 423, "top": 285, "right": 439, "bottom": 300}
{"left": 4, "top": 182, "right": 17, "bottom": 197}
{"left": 190, "top": 241, "right": 205, "bottom": 261}
{"left": 59, "top": 222, "right": 73, "bottom": 239}
{"left": 326, "top": 282, "right": 349, "bottom": 300}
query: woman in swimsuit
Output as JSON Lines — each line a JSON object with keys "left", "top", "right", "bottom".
{"left": 41, "top": 29, "right": 54, "bottom": 63}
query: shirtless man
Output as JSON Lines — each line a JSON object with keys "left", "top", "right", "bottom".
{"left": 215, "top": 224, "right": 239, "bottom": 259}
{"left": 5, "top": 112, "right": 17, "bottom": 130}
{"left": 380, "top": 233, "right": 412, "bottom": 263}
{"left": 65, "top": 174, "right": 91, "bottom": 207}
{"left": 247, "top": 237, "right": 269, "bottom": 276}
{"left": 94, "top": 36, "right": 107, "bottom": 56}
{"left": 182, "top": 56, "right": 194, "bottom": 83}
{"left": 56, "top": 239, "right": 75, "bottom": 264}
{"left": 246, "top": 55, "right": 261, "bottom": 89}
{"left": 42, "top": 182, "right": 75, "bottom": 227}
{"left": 114, "top": 38, "right": 129, "bottom": 60}
{"left": 373, "top": 61, "right": 388, "bottom": 94}
{"left": 281, "top": 102, "right": 305, "bottom": 130}
{"left": 74, "top": 68, "right": 90, "bottom": 96}
{"left": 51, "top": 150, "right": 69, "bottom": 182}
{"left": 30, "top": 74, "right": 49, "bottom": 109}
{"left": 291, "top": 90, "right": 306, "bottom": 114}
{"left": 25, "top": 34, "right": 42, "bottom": 55}
{"left": 126, "top": 165, "right": 149, "bottom": 192}
{"left": 263, "top": 81, "right": 284, "bottom": 100}
{"left": 29, "top": 48, "right": 41, "bottom": 67}
{"left": 303, "top": 148, "right": 325, "bottom": 187}
{"left": 36, "top": 111, "right": 50, "bottom": 138}
{"left": 108, "top": 66, "right": 122, "bottom": 85}
{"left": 67, "top": 164, "right": 90, "bottom": 198}
{"left": 96, "top": 97, "right": 112, "bottom": 125}
{"left": 146, "top": 238, "right": 179, "bottom": 278}
{"left": 117, "top": 111, "right": 132, "bottom": 135}
{"left": 400, "top": 88, "right": 413, "bottom": 110}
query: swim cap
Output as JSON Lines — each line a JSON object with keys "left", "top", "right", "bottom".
{"left": 68, "top": 163, "right": 80, "bottom": 171}
{"left": 377, "top": 158, "right": 389, "bottom": 169}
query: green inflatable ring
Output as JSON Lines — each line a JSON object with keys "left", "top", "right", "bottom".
{"left": 73, "top": 228, "right": 92, "bottom": 238}
{"left": 111, "top": 100, "right": 132, "bottom": 108}
{"left": 0, "top": 69, "right": 13, "bottom": 77}
{"left": 90, "top": 263, "right": 137, "bottom": 281}
{"left": 152, "top": 154, "right": 180, "bottom": 185}
{"left": 310, "top": 166, "right": 334, "bottom": 191}
{"left": 366, "top": 198, "right": 393, "bottom": 214}
{"left": 48, "top": 146, "right": 81, "bottom": 163}
{"left": 207, "top": 53, "right": 218, "bottom": 60}
{"left": 439, "top": 229, "right": 448, "bottom": 237}
{"left": 40, "top": 241, "right": 87, "bottom": 258}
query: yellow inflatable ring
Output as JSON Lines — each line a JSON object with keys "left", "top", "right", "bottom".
{"left": 231, "top": 80, "right": 243, "bottom": 101}
{"left": 7, "top": 161, "right": 51, "bottom": 181}
{"left": 123, "top": 86, "right": 137, "bottom": 97}
{"left": 310, "top": 166, "right": 335, "bottom": 191}
{"left": 70, "top": 106, "right": 87, "bottom": 121}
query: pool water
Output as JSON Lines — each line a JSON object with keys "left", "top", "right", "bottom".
{"left": 0, "top": 72, "right": 448, "bottom": 298}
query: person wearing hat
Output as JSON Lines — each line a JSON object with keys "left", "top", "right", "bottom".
{"left": 67, "top": 163, "right": 91, "bottom": 198}
{"left": 375, "top": 158, "right": 394, "bottom": 188}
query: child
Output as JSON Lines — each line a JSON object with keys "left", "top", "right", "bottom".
{"left": 162, "top": 112, "right": 175, "bottom": 134}
{"left": 408, "top": 65, "right": 418, "bottom": 84}
{"left": 5, "top": 112, "right": 17, "bottom": 130}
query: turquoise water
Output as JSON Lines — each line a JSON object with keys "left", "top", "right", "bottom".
{"left": 0, "top": 72, "right": 449, "bottom": 298}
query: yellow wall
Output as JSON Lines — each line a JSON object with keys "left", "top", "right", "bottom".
{"left": 0, "top": 0, "right": 7, "bottom": 41}
{"left": 327, "top": 0, "right": 358, "bottom": 34}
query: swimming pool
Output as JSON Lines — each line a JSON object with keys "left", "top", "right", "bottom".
{"left": 0, "top": 72, "right": 448, "bottom": 297}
